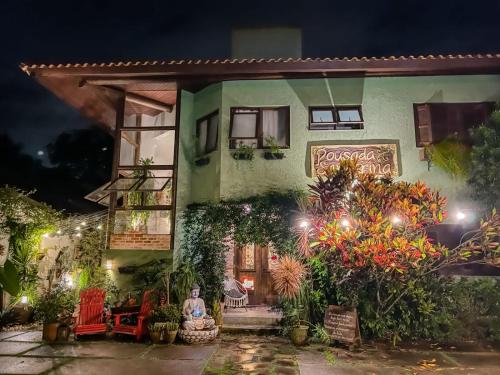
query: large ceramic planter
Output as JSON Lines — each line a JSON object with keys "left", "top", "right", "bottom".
{"left": 150, "top": 331, "right": 162, "bottom": 344}
{"left": 290, "top": 325, "right": 309, "bottom": 346}
{"left": 42, "top": 322, "right": 60, "bottom": 342}
{"left": 165, "top": 330, "right": 177, "bottom": 344}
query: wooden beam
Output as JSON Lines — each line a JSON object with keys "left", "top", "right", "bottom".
{"left": 81, "top": 81, "right": 173, "bottom": 112}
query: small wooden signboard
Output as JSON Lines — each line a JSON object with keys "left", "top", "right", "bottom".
{"left": 323, "top": 305, "right": 361, "bottom": 347}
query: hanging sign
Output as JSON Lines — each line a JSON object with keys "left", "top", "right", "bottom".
{"left": 323, "top": 305, "right": 361, "bottom": 345}
{"left": 311, "top": 144, "right": 399, "bottom": 177}
{"left": 241, "top": 277, "right": 255, "bottom": 291}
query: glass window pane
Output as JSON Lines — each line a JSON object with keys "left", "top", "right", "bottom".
{"left": 136, "top": 177, "right": 171, "bottom": 191}
{"left": 197, "top": 119, "right": 208, "bottom": 156}
{"left": 241, "top": 244, "right": 255, "bottom": 270}
{"left": 113, "top": 210, "right": 171, "bottom": 234}
{"left": 231, "top": 112, "right": 258, "bottom": 138}
{"left": 120, "top": 130, "right": 175, "bottom": 166}
{"left": 105, "top": 178, "right": 141, "bottom": 191}
{"left": 338, "top": 108, "right": 362, "bottom": 122}
{"left": 312, "top": 109, "right": 335, "bottom": 123}
{"left": 206, "top": 115, "right": 218, "bottom": 153}
{"left": 262, "top": 108, "right": 288, "bottom": 147}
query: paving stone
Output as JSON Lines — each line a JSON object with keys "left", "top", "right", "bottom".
{"left": 0, "top": 341, "right": 41, "bottom": 355}
{"left": 141, "top": 344, "right": 217, "bottom": 360}
{"left": 46, "top": 358, "right": 207, "bottom": 375}
{"left": 23, "top": 341, "right": 149, "bottom": 358}
{"left": 0, "top": 356, "right": 67, "bottom": 374}
{"left": 0, "top": 331, "right": 27, "bottom": 340}
{"left": 5, "top": 331, "right": 43, "bottom": 342}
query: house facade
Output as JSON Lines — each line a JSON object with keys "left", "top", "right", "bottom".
{"left": 22, "top": 54, "right": 500, "bottom": 295}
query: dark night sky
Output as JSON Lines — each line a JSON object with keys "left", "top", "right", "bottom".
{"left": 1, "top": 0, "right": 500, "bottom": 160}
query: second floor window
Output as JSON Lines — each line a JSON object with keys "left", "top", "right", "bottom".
{"left": 196, "top": 110, "right": 219, "bottom": 156}
{"left": 229, "top": 107, "right": 290, "bottom": 149}
{"left": 309, "top": 106, "right": 363, "bottom": 130}
{"left": 413, "top": 102, "right": 494, "bottom": 146}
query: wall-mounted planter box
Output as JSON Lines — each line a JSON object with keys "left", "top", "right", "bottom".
{"left": 195, "top": 157, "right": 210, "bottom": 166}
{"left": 232, "top": 153, "right": 254, "bottom": 160}
{"left": 264, "top": 152, "right": 285, "bottom": 160}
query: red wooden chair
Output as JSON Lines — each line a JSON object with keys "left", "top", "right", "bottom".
{"left": 113, "top": 290, "right": 154, "bottom": 341}
{"left": 74, "top": 288, "right": 107, "bottom": 339}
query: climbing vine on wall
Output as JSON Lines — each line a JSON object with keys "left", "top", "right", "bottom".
{"left": 180, "top": 190, "right": 300, "bottom": 304}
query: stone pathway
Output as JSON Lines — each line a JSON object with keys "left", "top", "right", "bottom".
{"left": 0, "top": 330, "right": 217, "bottom": 374}
{"left": 203, "top": 334, "right": 299, "bottom": 375}
{"left": 1, "top": 330, "right": 499, "bottom": 374}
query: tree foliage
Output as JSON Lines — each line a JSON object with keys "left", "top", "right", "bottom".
{"left": 291, "top": 159, "right": 499, "bottom": 341}
{"left": 180, "top": 191, "right": 299, "bottom": 304}
{"left": 468, "top": 109, "right": 500, "bottom": 209}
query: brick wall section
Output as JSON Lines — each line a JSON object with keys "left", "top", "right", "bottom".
{"left": 109, "top": 233, "right": 171, "bottom": 250}
{"left": 224, "top": 235, "right": 235, "bottom": 278}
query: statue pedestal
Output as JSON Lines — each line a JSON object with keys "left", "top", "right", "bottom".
{"left": 178, "top": 326, "right": 219, "bottom": 344}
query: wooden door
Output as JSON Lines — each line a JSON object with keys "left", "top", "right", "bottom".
{"left": 234, "top": 244, "right": 278, "bottom": 305}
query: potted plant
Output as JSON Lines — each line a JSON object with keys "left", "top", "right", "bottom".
{"left": 232, "top": 143, "right": 255, "bottom": 160}
{"left": 148, "top": 322, "right": 165, "bottom": 344}
{"left": 282, "top": 306, "right": 309, "bottom": 346}
{"left": 264, "top": 136, "right": 285, "bottom": 160}
{"left": 34, "top": 287, "right": 75, "bottom": 342}
{"left": 164, "top": 321, "right": 179, "bottom": 344}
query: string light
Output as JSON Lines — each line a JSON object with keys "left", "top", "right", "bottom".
{"left": 391, "top": 216, "right": 402, "bottom": 225}
{"left": 76, "top": 233, "right": 82, "bottom": 237}
{"left": 75, "top": 226, "right": 81, "bottom": 231}
{"left": 456, "top": 211, "right": 466, "bottom": 221}
{"left": 299, "top": 219, "right": 309, "bottom": 228}
{"left": 56, "top": 230, "right": 62, "bottom": 235}
{"left": 21, "top": 296, "right": 28, "bottom": 304}
{"left": 97, "top": 224, "right": 103, "bottom": 230}
{"left": 243, "top": 204, "right": 252, "bottom": 213}
{"left": 42, "top": 233, "right": 49, "bottom": 238}
{"left": 105, "top": 260, "right": 113, "bottom": 270}
{"left": 81, "top": 221, "right": 86, "bottom": 226}
{"left": 341, "top": 219, "right": 350, "bottom": 228}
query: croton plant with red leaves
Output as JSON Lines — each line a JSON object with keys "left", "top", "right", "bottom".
{"left": 299, "top": 159, "right": 447, "bottom": 274}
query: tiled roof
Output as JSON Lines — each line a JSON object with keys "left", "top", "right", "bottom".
{"left": 19, "top": 54, "right": 500, "bottom": 73}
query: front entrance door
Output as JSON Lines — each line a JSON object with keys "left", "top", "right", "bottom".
{"left": 234, "top": 244, "right": 278, "bottom": 305}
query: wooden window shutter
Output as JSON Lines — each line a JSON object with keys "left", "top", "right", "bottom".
{"left": 415, "top": 104, "right": 433, "bottom": 146}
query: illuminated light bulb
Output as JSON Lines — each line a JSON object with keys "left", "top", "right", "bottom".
{"left": 391, "top": 216, "right": 402, "bottom": 225}
{"left": 21, "top": 296, "right": 28, "bottom": 304}
{"left": 299, "top": 220, "right": 309, "bottom": 228}
{"left": 76, "top": 232, "right": 82, "bottom": 237}
{"left": 97, "top": 224, "right": 103, "bottom": 230}
{"left": 341, "top": 219, "right": 350, "bottom": 228}
{"left": 105, "top": 260, "right": 113, "bottom": 270}
{"left": 81, "top": 221, "right": 86, "bottom": 226}
{"left": 75, "top": 226, "right": 81, "bottom": 231}
{"left": 456, "top": 211, "right": 466, "bottom": 221}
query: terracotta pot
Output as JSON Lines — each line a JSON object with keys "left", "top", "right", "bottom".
{"left": 150, "top": 331, "right": 162, "bottom": 344}
{"left": 165, "top": 330, "right": 177, "bottom": 344}
{"left": 290, "top": 325, "right": 309, "bottom": 346}
{"left": 42, "top": 323, "right": 60, "bottom": 342}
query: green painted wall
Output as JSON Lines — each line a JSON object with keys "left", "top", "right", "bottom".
{"left": 105, "top": 250, "right": 172, "bottom": 292}
{"left": 173, "top": 74, "right": 500, "bottom": 252}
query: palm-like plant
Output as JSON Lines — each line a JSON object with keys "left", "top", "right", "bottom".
{"left": 271, "top": 255, "right": 306, "bottom": 299}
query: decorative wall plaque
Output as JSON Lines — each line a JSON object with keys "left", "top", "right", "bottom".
{"left": 323, "top": 305, "right": 361, "bottom": 345}
{"left": 311, "top": 144, "right": 399, "bottom": 177}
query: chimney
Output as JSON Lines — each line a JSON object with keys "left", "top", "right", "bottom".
{"left": 231, "top": 27, "right": 302, "bottom": 59}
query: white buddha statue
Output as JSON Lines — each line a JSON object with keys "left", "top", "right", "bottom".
{"left": 182, "top": 284, "right": 215, "bottom": 331}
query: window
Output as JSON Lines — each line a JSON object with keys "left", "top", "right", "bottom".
{"left": 413, "top": 102, "right": 494, "bottom": 147}
{"left": 196, "top": 111, "right": 219, "bottom": 156}
{"left": 229, "top": 107, "right": 290, "bottom": 149}
{"left": 309, "top": 106, "right": 363, "bottom": 130}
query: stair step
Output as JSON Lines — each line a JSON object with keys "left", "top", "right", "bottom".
{"left": 222, "top": 324, "right": 281, "bottom": 335}
{"left": 223, "top": 315, "right": 280, "bottom": 326}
